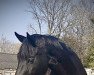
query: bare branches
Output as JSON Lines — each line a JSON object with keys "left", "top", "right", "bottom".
{"left": 28, "top": 0, "right": 71, "bottom": 35}
{"left": 0, "top": 36, "right": 20, "bottom": 54}
{"left": 29, "top": 24, "right": 37, "bottom": 34}
{"left": 27, "top": 24, "right": 37, "bottom": 34}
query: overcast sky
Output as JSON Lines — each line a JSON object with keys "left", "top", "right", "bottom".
{"left": 0, "top": 0, "right": 47, "bottom": 43}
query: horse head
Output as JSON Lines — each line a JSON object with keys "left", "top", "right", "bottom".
{"left": 15, "top": 32, "right": 87, "bottom": 75}
{"left": 15, "top": 32, "right": 49, "bottom": 75}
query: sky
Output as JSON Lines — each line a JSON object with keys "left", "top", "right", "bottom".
{"left": 0, "top": 0, "right": 47, "bottom": 43}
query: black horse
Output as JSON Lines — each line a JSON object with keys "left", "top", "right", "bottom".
{"left": 15, "top": 32, "right": 87, "bottom": 75}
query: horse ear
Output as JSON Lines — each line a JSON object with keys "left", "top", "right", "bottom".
{"left": 27, "top": 32, "right": 36, "bottom": 47}
{"left": 15, "top": 32, "right": 26, "bottom": 43}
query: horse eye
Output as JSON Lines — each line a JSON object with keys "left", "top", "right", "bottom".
{"left": 28, "top": 57, "right": 34, "bottom": 64}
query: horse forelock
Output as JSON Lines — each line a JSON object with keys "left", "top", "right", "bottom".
{"left": 18, "top": 38, "right": 35, "bottom": 61}
{"left": 17, "top": 34, "right": 46, "bottom": 61}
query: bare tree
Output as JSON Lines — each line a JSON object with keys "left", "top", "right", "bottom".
{"left": 27, "top": 0, "right": 71, "bottom": 35}
{"left": 0, "top": 35, "right": 20, "bottom": 54}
